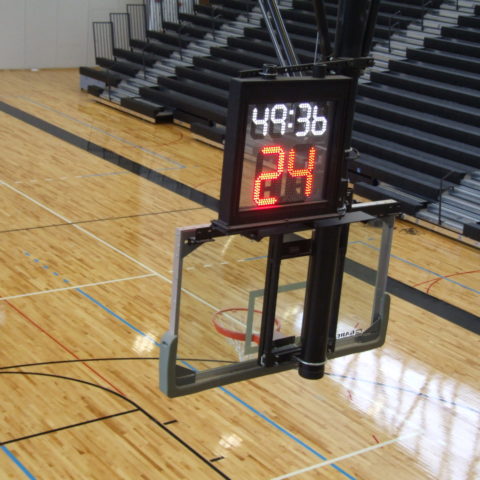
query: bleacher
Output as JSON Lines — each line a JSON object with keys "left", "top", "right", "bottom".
{"left": 79, "top": 0, "right": 480, "bottom": 242}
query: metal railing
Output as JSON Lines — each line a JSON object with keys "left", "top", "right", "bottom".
{"left": 110, "top": 12, "right": 132, "bottom": 52}
{"left": 145, "top": 0, "right": 164, "bottom": 31}
{"left": 387, "top": 10, "right": 402, "bottom": 53}
{"left": 127, "top": 4, "right": 147, "bottom": 41}
{"left": 420, "top": 0, "right": 432, "bottom": 31}
{"left": 144, "top": 0, "right": 199, "bottom": 32}
{"left": 93, "top": 21, "right": 115, "bottom": 61}
{"left": 438, "top": 170, "right": 456, "bottom": 226}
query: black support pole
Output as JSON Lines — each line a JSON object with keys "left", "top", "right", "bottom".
{"left": 298, "top": 226, "right": 342, "bottom": 379}
{"left": 312, "top": 0, "right": 332, "bottom": 60}
{"left": 258, "top": 234, "right": 284, "bottom": 367}
{"left": 334, "top": 0, "right": 373, "bottom": 58}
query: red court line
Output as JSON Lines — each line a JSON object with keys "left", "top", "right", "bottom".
{"left": 159, "top": 130, "right": 184, "bottom": 147}
{"left": 4, "top": 300, "right": 126, "bottom": 396}
{"left": 412, "top": 269, "right": 480, "bottom": 294}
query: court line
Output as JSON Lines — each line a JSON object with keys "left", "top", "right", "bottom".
{"left": 1, "top": 446, "right": 36, "bottom": 480}
{"left": 73, "top": 288, "right": 357, "bottom": 479}
{"left": 0, "top": 179, "right": 163, "bottom": 278}
{"left": 0, "top": 371, "right": 231, "bottom": 480}
{"left": 0, "top": 357, "right": 232, "bottom": 371}
{"left": 0, "top": 273, "right": 156, "bottom": 301}
{"left": 8, "top": 96, "right": 187, "bottom": 170}
{"left": 219, "top": 386, "right": 357, "bottom": 480}
{"left": 0, "top": 101, "right": 220, "bottom": 211}
{"left": 1, "top": 101, "right": 354, "bottom": 478}
{"left": 14, "top": 171, "right": 127, "bottom": 184}
{"left": 11, "top": 212, "right": 475, "bottom": 478}
{"left": 16, "top": 250, "right": 479, "bottom": 476}
{"left": 4, "top": 100, "right": 474, "bottom": 300}
{"left": 326, "top": 372, "right": 480, "bottom": 416}
{"left": 0, "top": 206, "right": 205, "bottom": 236}
{"left": 1, "top": 409, "right": 139, "bottom": 446}
{"left": 357, "top": 241, "right": 480, "bottom": 295}
{"left": 269, "top": 430, "right": 422, "bottom": 480}
{"left": 1, "top": 165, "right": 470, "bottom": 477}
{"left": 4, "top": 300, "right": 126, "bottom": 397}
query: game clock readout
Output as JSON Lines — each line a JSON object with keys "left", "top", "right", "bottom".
{"left": 238, "top": 100, "right": 333, "bottom": 212}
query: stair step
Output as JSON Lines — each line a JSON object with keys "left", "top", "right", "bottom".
{"left": 462, "top": 178, "right": 480, "bottom": 191}
{"left": 358, "top": 82, "right": 480, "bottom": 127}
{"left": 424, "top": 36, "right": 480, "bottom": 58}
{"left": 113, "top": 48, "right": 159, "bottom": 67}
{"left": 354, "top": 112, "right": 480, "bottom": 168}
{"left": 453, "top": 184, "right": 480, "bottom": 203}
{"left": 416, "top": 209, "right": 463, "bottom": 232}
{"left": 406, "top": 47, "right": 480, "bottom": 74}
{"left": 442, "top": 25, "right": 480, "bottom": 42}
{"left": 120, "top": 97, "right": 171, "bottom": 121}
{"left": 244, "top": 26, "right": 316, "bottom": 51}
{"left": 178, "top": 12, "right": 228, "bottom": 29}
{"left": 130, "top": 39, "right": 177, "bottom": 58}
{"left": 355, "top": 95, "right": 480, "bottom": 148}
{"left": 157, "top": 76, "right": 228, "bottom": 107}
{"left": 140, "top": 86, "right": 227, "bottom": 125}
{"left": 350, "top": 153, "right": 454, "bottom": 200}
{"left": 442, "top": 193, "right": 480, "bottom": 216}
{"left": 353, "top": 181, "right": 426, "bottom": 215}
{"left": 458, "top": 15, "right": 480, "bottom": 29}
{"left": 80, "top": 66, "right": 124, "bottom": 86}
{"left": 369, "top": 70, "right": 480, "bottom": 109}
{"left": 388, "top": 59, "right": 480, "bottom": 90}
{"left": 210, "top": 46, "right": 276, "bottom": 67}
{"left": 428, "top": 203, "right": 480, "bottom": 224}
{"left": 351, "top": 129, "right": 470, "bottom": 180}
{"left": 175, "top": 66, "right": 231, "bottom": 90}
{"left": 192, "top": 55, "right": 251, "bottom": 76}
{"left": 147, "top": 30, "right": 192, "bottom": 48}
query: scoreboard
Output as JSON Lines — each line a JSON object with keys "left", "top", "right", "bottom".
{"left": 216, "top": 75, "right": 354, "bottom": 231}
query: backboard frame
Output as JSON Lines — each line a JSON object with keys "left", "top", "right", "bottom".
{"left": 160, "top": 201, "right": 397, "bottom": 397}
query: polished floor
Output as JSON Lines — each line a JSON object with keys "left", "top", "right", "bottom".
{"left": 0, "top": 69, "right": 478, "bottom": 480}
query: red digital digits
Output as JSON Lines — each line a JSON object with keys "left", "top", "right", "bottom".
{"left": 288, "top": 146, "right": 315, "bottom": 197}
{"left": 253, "top": 145, "right": 316, "bottom": 206}
{"left": 253, "top": 145, "right": 285, "bottom": 206}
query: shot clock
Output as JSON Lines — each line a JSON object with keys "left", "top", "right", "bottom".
{"left": 216, "top": 75, "right": 355, "bottom": 232}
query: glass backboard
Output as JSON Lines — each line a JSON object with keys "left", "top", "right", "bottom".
{"left": 160, "top": 207, "right": 395, "bottom": 396}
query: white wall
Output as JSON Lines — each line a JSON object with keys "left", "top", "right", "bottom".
{"left": 0, "top": 0, "right": 133, "bottom": 69}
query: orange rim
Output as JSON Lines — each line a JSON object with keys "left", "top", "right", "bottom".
{"left": 212, "top": 308, "right": 281, "bottom": 345}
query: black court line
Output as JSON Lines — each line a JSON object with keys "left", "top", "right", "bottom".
{"left": 1, "top": 101, "right": 477, "bottom": 334}
{"left": 0, "top": 101, "right": 220, "bottom": 212}
{"left": 345, "top": 258, "right": 479, "bottom": 334}
{"left": 163, "top": 420, "right": 178, "bottom": 426}
{"left": 0, "top": 207, "right": 204, "bottom": 235}
{"left": 1, "top": 409, "right": 138, "bottom": 446}
{"left": 0, "top": 371, "right": 231, "bottom": 480}
{"left": 0, "top": 357, "right": 235, "bottom": 371}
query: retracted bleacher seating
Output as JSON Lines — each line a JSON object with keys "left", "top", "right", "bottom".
{"left": 81, "top": 0, "right": 480, "bottom": 241}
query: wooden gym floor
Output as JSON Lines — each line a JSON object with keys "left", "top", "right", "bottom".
{"left": 0, "top": 69, "right": 478, "bottom": 480}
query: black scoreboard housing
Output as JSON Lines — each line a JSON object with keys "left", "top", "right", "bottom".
{"left": 216, "top": 75, "right": 355, "bottom": 231}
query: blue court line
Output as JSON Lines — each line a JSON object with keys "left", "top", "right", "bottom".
{"left": 180, "top": 358, "right": 356, "bottom": 479}
{"left": 76, "top": 289, "right": 160, "bottom": 347}
{"left": 1, "top": 446, "right": 37, "bottom": 480}
{"left": 71, "top": 288, "right": 357, "bottom": 479}
{"left": 19, "top": 251, "right": 475, "bottom": 478}
{"left": 219, "top": 387, "right": 357, "bottom": 480}
{"left": 357, "top": 241, "right": 480, "bottom": 295}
